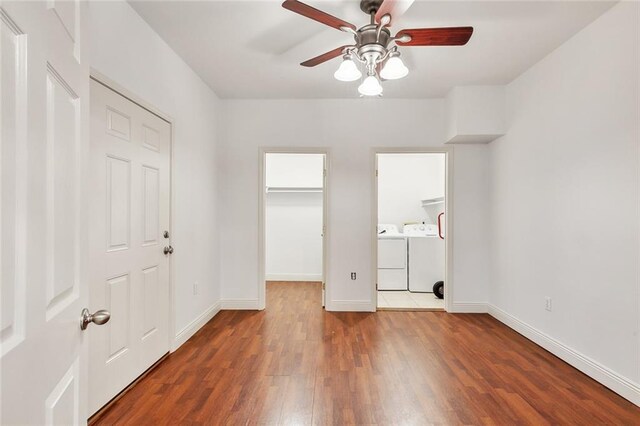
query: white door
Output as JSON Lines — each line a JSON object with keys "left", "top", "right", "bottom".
{"left": 321, "top": 154, "right": 326, "bottom": 307}
{"left": 1, "top": 1, "right": 90, "bottom": 424}
{"left": 88, "top": 79, "right": 171, "bottom": 415}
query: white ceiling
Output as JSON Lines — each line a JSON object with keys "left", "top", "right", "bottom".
{"left": 129, "top": 0, "right": 615, "bottom": 99}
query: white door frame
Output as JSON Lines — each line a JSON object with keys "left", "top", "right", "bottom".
{"left": 371, "top": 147, "right": 454, "bottom": 312}
{"left": 258, "top": 148, "right": 330, "bottom": 310}
{"left": 88, "top": 69, "right": 177, "bottom": 352}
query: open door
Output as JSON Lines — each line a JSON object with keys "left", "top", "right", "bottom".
{"left": 322, "top": 154, "right": 327, "bottom": 307}
{"left": 1, "top": 1, "right": 92, "bottom": 424}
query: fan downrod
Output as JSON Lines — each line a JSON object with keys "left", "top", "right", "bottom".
{"left": 359, "top": 0, "right": 384, "bottom": 15}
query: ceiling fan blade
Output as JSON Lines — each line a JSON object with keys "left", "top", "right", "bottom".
{"left": 282, "top": 0, "right": 356, "bottom": 31}
{"left": 395, "top": 27, "right": 474, "bottom": 46}
{"left": 301, "top": 45, "right": 351, "bottom": 67}
{"left": 375, "top": 0, "right": 415, "bottom": 26}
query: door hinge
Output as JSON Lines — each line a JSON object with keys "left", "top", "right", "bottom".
{"left": 375, "top": 169, "right": 378, "bottom": 177}
{"left": 323, "top": 168, "right": 327, "bottom": 177}
{"left": 322, "top": 282, "right": 326, "bottom": 290}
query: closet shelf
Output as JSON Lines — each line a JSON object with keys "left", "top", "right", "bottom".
{"left": 421, "top": 196, "right": 445, "bottom": 206}
{"left": 266, "top": 186, "right": 323, "bottom": 193}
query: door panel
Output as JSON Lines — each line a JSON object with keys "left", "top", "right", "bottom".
{"left": 89, "top": 79, "right": 170, "bottom": 415}
{"left": 0, "top": 3, "right": 27, "bottom": 355}
{"left": 45, "top": 64, "right": 81, "bottom": 319}
{"left": 1, "top": 1, "right": 89, "bottom": 424}
{"left": 106, "top": 155, "right": 131, "bottom": 251}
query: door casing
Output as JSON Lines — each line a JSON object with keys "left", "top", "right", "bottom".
{"left": 258, "top": 148, "right": 330, "bottom": 310}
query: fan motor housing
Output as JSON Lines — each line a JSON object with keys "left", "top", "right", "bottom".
{"left": 357, "top": 24, "right": 391, "bottom": 48}
{"left": 360, "top": 0, "right": 384, "bottom": 15}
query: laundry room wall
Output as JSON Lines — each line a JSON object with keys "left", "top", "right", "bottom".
{"left": 488, "top": 1, "right": 640, "bottom": 403}
{"left": 377, "top": 153, "right": 445, "bottom": 229}
{"left": 218, "top": 99, "right": 491, "bottom": 310}
{"left": 265, "top": 154, "right": 324, "bottom": 281}
{"left": 88, "top": 0, "right": 222, "bottom": 348}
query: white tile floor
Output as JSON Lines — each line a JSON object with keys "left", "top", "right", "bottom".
{"left": 377, "top": 291, "right": 445, "bottom": 310}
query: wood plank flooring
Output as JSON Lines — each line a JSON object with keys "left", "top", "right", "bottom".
{"left": 93, "top": 281, "right": 640, "bottom": 425}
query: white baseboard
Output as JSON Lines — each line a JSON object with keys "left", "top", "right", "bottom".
{"left": 221, "top": 299, "right": 261, "bottom": 310}
{"left": 449, "top": 302, "right": 488, "bottom": 313}
{"left": 265, "top": 273, "right": 323, "bottom": 282}
{"left": 171, "top": 301, "right": 221, "bottom": 352}
{"left": 488, "top": 304, "right": 640, "bottom": 406}
{"left": 328, "top": 300, "right": 375, "bottom": 312}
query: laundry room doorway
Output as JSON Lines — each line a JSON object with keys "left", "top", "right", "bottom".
{"left": 373, "top": 150, "right": 451, "bottom": 311}
{"left": 259, "top": 151, "right": 328, "bottom": 310}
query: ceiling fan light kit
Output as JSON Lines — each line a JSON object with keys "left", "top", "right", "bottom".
{"left": 334, "top": 55, "right": 362, "bottom": 81}
{"left": 358, "top": 74, "right": 384, "bottom": 96}
{"left": 380, "top": 52, "right": 409, "bottom": 80}
{"left": 282, "top": 0, "right": 473, "bottom": 97}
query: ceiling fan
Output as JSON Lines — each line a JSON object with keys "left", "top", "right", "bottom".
{"left": 282, "top": 0, "right": 473, "bottom": 96}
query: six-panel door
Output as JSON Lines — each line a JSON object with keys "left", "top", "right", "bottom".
{"left": 88, "top": 80, "right": 170, "bottom": 415}
{"left": 1, "top": 1, "right": 90, "bottom": 424}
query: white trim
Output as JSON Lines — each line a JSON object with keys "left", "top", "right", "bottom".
{"left": 265, "top": 274, "right": 323, "bottom": 282}
{"left": 371, "top": 147, "right": 454, "bottom": 312}
{"left": 488, "top": 304, "right": 640, "bottom": 406}
{"left": 171, "top": 302, "right": 221, "bottom": 352}
{"left": 450, "top": 302, "right": 488, "bottom": 313}
{"left": 89, "top": 69, "right": 173, "bottom": 123}
{"left": 221, "top": 299, "right": 261, "bottom": 310}
{"left": 259, "top": 148, "right": 330, "bottom": 311}
{"left": 328, "top": 300, "right": 375, "bottom": 312}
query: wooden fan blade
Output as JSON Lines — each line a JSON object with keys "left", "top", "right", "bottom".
{"left": 375, "top": 0, "right": 415, "bottom": 26}
{"left": 396, "top": 27, "right": 474, "bottom": 46}
{"left": 282, "top": 0, "right": 356, "bottom": 31}
{"left": 301, "top": 45, "right": 350, "bottom": 67}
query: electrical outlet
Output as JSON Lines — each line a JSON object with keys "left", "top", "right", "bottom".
{"left": 545, "top": 297, "right": 552, "bottom": 311}
{"left": 193, "top": 281, "right": 199, "bottom": 295}
{"left": 350, "top": 272, "right": 356, "bottom": 280}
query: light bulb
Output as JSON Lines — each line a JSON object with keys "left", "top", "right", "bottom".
{"left": 380, "top": 55, "right": 409, "bottom": 80}
{"left": 334, "top": 58, "right": 361, "bottom": 82}
{"left": 358, "top": 75, "right": 383, "bottom": 96}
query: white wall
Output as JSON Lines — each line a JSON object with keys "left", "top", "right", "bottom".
{"left": 265, "top": 154, "right": 323, "bottom": 281}
{"left": 489, "top": 1, "right": 640, "bottom": 402}
{"left": 218, "top": 99, "right": 491, "bottom": 310}
{"left": 378, "top": 153, "right": 445, "bottom": 229}
{"left": 266, "top": 153, "right": 324, "bottom": 188}
{"left": 88, "top": 0, "right": 221, "bottom": 345}
{"left": 445, "top": 86, "right": 506, "bottom": 144}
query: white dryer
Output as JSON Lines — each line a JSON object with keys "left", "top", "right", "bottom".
{"left": 377, "top": 224, "right": 407, "bottom": 291}
{"left": 404, "top": 224, "right": 444, "bottom": 292}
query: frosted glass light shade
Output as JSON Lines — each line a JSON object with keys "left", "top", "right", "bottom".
{"left": 380, "top": 56, "right": 409, "bottom": 80}
{"left": 358, "top": 75, "right": 383, "bottom": 96}
{"left": 334, "top": 59, "right": 361, "bottom": 82}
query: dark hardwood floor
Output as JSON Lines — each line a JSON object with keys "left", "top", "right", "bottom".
{"left": 93, "top": 281, "right": 640, "bottom": 425}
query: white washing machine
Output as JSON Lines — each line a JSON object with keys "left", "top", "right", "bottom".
{"left": 404, "top": 224, "right": 444, "bottom": 292}
{"left": 377, "top": 224, "right": 407, "bottom": 291}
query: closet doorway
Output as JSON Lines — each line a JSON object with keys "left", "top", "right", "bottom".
{"left": 259, "top": 151, "right": 328, "bottom": 309}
